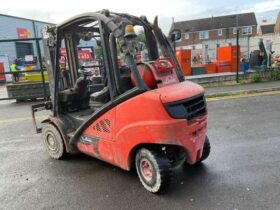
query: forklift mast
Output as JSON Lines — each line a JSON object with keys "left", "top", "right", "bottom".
{"left": 42, "top": 25, "right": 57, "bottom": 114}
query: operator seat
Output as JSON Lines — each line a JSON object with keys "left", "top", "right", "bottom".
{"left": 59, "top": 69, "right": 92, "bottom": 112}
{"left": 74, "top": 76, "right": 92, "bottom": 109}
{"left": 89, "top": 87, "right": 110, "bottom": 111}
{"left": 88, "top": 67, "right": 132, "bottom": 111}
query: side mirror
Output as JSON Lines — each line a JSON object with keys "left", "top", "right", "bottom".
{"left": 171, "top": 30, "right": 181, "bottom": 42}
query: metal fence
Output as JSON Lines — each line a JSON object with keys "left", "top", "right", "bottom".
{"left": 180, "top": 34, "right": 280, "bottom": 67}
{"left": 0, "top": 37, "right": 48, "bottom": 101}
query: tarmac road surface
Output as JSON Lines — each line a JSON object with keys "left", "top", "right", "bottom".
{"left": 0, "top": 94, "right": 280, "bottom": 210}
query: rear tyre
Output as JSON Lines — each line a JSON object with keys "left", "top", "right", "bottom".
{"left": 200, "top": 136, "right": 211, "bottom": 162}
{"left": 185, "top": 136, "right": 211, "bottom": 166}
{"left": 42, "top": 124, "right": 66, "bottom": 160}
{"left": 135, "top": 148, "right": 171, "bottom": 193}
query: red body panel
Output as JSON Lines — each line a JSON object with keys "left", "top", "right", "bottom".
{"left": 77, "top": 81, "right": 207, "bottom": 170}
{"left": 158, "top": 81, "right": 204, "bottom": 103}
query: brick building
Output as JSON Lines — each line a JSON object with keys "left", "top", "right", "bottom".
{"left": 169, "top": 12, "right": 258, "bottom": 61}
{"left": 169, "top": 12, "right": 257, "bottom": 48}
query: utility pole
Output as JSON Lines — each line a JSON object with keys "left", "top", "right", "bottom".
{"left": 236, "top": 15, "right": 239, "bottom": 83}
{"left": 236, "top": 29, "right": 239, "bottom": 83}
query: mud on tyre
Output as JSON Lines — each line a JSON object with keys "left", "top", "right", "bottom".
{"left": 135, "top": 148, "right": 172, "bottom": 193}
{"left": 42, "top": 124, "right": 66, "bottom": 159}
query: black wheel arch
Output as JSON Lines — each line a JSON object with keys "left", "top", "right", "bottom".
{"left": 127, "top": 143, "right": 186, "bottom": 171}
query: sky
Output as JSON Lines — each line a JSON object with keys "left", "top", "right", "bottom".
{"left": 0, "top": 0, "right": 279, "bottom": 33}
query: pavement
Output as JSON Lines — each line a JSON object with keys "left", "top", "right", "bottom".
{"left": 186, "top": 72, "right": 244, "bottom": 79}
{"left": 204, "top": 80, "right": 280, "bottom": 97}
{"left": 0, "top": 93, "right": 280, "bottom": 210}
{"left": 1, "top": 80, "right": 280, "bottom": 99}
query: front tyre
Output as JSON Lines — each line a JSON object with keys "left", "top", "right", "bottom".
{"left": 135, "top": 148, "right": 171, "bottom": 193}
{"left": 42, "top": 124, "right": 66, "bottom": 160}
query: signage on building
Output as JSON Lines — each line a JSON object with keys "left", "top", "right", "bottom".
{"left": 59, "top": 48, "right": 94, "bottom": 68}
{"left": 78, "top": 50, "right": 93, "bottom": 61}
{"left": 59, "top": 48, "right": 94, "bottom": 61}
{"left": 16, "top": 28, "right": 32, "bottom": 39}
{"left": 25, "top": 55, "right": 34, "bottom": 62}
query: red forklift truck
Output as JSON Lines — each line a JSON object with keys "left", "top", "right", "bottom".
{"left": 32, "top": 10, "right": 211, "bottom": 193}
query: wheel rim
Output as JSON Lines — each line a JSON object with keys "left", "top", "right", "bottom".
{"left": 45, "top": 132, "right": 58, "bottom": 152}
{"left": 140, "top": 159, "right": 153, "bottom": 182}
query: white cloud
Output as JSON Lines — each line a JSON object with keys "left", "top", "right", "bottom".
{"left": 241, "top": 0, "right": 280, "bottom": 13}
{"left": 254, "top": 0, "right": 280, "bottom": 12}
{"left": 0, "top": 0, "right": 191, "bottom": 33}
{"left": 0, "top": 0, "right": 279, "bottom": 33}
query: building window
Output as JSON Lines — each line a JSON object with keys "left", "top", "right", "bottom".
{"left": 199, "top": 31, "right": 209, "bottom": 40}
{"left": 241, "top": 26, "right": 252, "bottom": 35}
{"left": 218, "top": 29, "right": 223, "bottom": 36}
{"left": 182, "top": 32, "right": 189, "bottom": 39}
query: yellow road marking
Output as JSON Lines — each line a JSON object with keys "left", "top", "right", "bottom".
{"left": 207, "top": 90, "right": 280, "bottom": 101}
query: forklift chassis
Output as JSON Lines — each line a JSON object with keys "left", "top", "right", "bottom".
{"left": 32, "top": 10, "right": 210, "bottom": 193}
